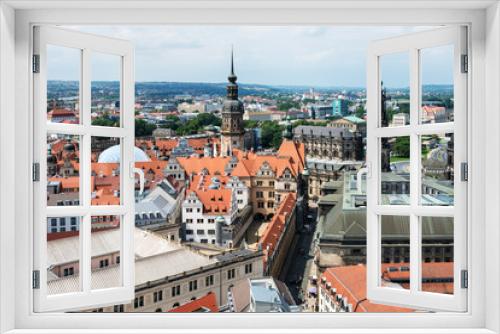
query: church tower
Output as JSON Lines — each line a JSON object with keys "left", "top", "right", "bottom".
{"left": 220, "top": 49, "right": 244, "bottom": 157}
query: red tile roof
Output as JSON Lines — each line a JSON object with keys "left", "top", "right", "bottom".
{"left": 49, "top": 108, "right": 77, "bottom": 117}
{"left": 189, "top": 187, "right": 233, "bottom": 215}
{"left": 260, "top": 193, "right": 296, "bottom": 268}
{"left": 322, "top": 262, "right": 454, "bottom": 313}
{"left": 168, "top": 292, "right": 219, "bottom": 313}
{"left": 177, "top": 156, "right": 230, "bottom": 176}
{"left": 322, "top": 265, "right": 413, "bottom": 313}
{"left": 381, "top": 262, "right": 454, "bottom": 294}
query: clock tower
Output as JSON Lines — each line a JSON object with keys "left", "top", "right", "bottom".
{"left": 220, "top": 49, "right": 244, "bottom": 157}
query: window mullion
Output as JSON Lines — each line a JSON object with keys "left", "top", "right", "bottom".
{"left": 409, "top": 47, "right": 421, "bottom": 293}
{"left": 80, "top": 48, "right": 92, "bottom": 294}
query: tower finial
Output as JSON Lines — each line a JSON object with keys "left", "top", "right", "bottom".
{"left": 231, "top": 45, "right": 234, "bottom": 75}
{"left": 228, "top": 46, "right": 237, "bottom": 84}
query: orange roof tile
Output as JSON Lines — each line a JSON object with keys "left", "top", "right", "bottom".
{"left": 322, "top": 265, "right": 413, "bottom": 313}
{"left": 177, "top": 156, "right": 230, "bottom": 176}
{"left": 168, "top": 292, "right": 218, "bottom": 313}
{"left": 49, "top": 108, "right": 76, "bottom": 117}
{"left": 48, "top": 176, "right": 82, "bottom": 190}
{"left": 322, "top": 262, "right": 454, "bottom": 313}
{"left": 277, "top": 139, "right": 305, "bottom": 173}
{"left": 259, "top": 193, "right": 296, "bottom": 267}
{"left": 381, "top": 262, "right": 453, "bottom": 282}
{"left": 190, "top": 187, "right": 232, "bottom": 215}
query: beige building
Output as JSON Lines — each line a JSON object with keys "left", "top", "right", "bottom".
{"left": 47, "top": 228, "right": 263, "bottom": 313}
{"left": 329, "top": 116, "right": 367, "bottom": 135}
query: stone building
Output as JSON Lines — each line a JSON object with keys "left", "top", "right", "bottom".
{"left": 46, "top": 228, "right": 264, "bottom": 313}
{"left": 316, "top": 171, "right": 454, "bottom": 269}
{"left": 293, "top": 125, "right": 364, "bottom": 161}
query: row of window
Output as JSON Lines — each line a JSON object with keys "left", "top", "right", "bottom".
{"left": 255, "top": 181, "right": 275, "bottom": 187}
{"left": 185, "top": 218, "right": 215, "bottom": 224}
{"left": 185, "top": 208, "right": 201, "bottom": 213}
{"left": 50, "top": 226, "right": 77, "bottom": 233}
{"left": 255, "top": 191, "right": 275, "bottom": 198}
{"left": 185, "top": 229, "right": 216, "bottom": 235}
{"left": 257, "top": 201, "right": 274, "bottom": 208}
{"left": 50, "top": 217, "right": 78, "bottom": 226}
{"left": 135, "top": 212, "right": 162, "bottom": 220}
{"left": 106, "top": 261, "right": 256, "bottom": 312}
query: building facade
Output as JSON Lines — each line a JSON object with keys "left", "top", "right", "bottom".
{"left": 294, "top": 125, "right": 364, "bottom": 161}
{"left": 332, "top": 98, "right": 349, "bottom": 117}
{"left": 316, "top": 171, "right": 454, "bottom": 269}
{"left": 46, "top": 228, "right": 264, "bottom": 313}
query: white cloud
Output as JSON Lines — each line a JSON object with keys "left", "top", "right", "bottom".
{"left": 55, "top": 25, "right": 449, "bottom": 87}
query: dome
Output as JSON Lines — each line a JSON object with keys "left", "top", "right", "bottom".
{"left": 423, "top": 147, "right": 448, "bottom": 169}
{"left": 97, "top": 145, "right": 151, "bottom": 163}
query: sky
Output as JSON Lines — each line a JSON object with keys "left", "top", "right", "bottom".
{"left": 47, "top": 25, "right": 454, "bottom": 88}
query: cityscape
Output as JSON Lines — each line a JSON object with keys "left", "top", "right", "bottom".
{"left": 44, "top": 26, "right": 455, "bottom": 313}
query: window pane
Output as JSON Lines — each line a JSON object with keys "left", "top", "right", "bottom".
{"left": 380, "top": 136, "right": 410, "bottom": 205}
{"left": 421, "top": 133, "right": 454, "bottom": 206}
{"left": 380, "top": 52, "right": 410, "bottom": 127}
{"left": 91, "top": 136, "right": 121, "bottom": 205}
{"left": 380, "top": 215, "right": 410, "bottom": 290}
{"left": 46, "top": 45, "right": 81, "bottom": 125}
{"left": 91, "top": 216, "right": 122, "bottom": 290}
{"left": 421, "top": 217, "right": 454, "bottom": 294}
{"left": 420, "top": 45, "right": 454, "bottom": 124}
{"left": 46, "top": 216, "right": 81, "bottom": 295}
{"left": 47, "top": 134, "right": 81, "bottom": 206}
{"left": 91, "top": 52, "right": 121, "bottom": 128}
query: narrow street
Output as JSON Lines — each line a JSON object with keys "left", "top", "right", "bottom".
{"left": 282, "top": 207, "right": 319, "bottom": 308}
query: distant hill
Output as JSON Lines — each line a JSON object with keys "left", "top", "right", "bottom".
{"left": 47, "top": 80, "right": 454, "bottom": 99}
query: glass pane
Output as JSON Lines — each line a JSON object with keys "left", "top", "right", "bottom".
{"left": 46, "top": 45, "right": 81, "bottom": 124}
{"left": 91, "top": 136, "right": 121, "bottom": 205}
{"left": 46, "top": 216, "right": 81, "bottom": 295}
{"left": 91, "top": 52, "right": 121, "bottom": 128}
{"left": 421, "top": 133, "right": 454, "bottom": 206}
{"left": 380, "top": 52, "right": 410, "bottom": 127}
{"left": 91, "top": 216, "right": 122, "bottom": 290}
{"left": 380, "top": 136, "right": 410, "bottom": 205}
{"left": 380, "top": 215, "right": 410, "bottom": 290}
{"left": 420, "top": 45, "right": 454, "bottom": 124}
{"left": 421, "top": 217, "right": 454, "bottom": 294}
{"left": 47, "top": 134, "right": 81, "bottom": 206}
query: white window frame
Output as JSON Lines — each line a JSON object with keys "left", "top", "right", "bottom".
{"left": 366, "top": 26, "right": 467, "bottom": 312}
{"left": 0, "top": 1, "right": 498, "bottom": 334}
{"left": 32, "top": 26, "right": 136, "bottom": 312}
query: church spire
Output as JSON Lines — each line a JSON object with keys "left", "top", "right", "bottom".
{"left": 226, "top": 47, "right": 239, "bottom": 101}
{"left": 220, "top": 46, "right": 244, "bottom": 156}
{"left": 228, "top": 46, "right": 237, "bottom": 84}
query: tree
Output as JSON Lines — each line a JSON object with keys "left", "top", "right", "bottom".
{"left": 195, "top": 112, "right": 221, "bottom": 127}
{"left": 91, "top": 113, "right": 119, "bottom": 127}
{"left": 355, "top": 105, "right": 365, "bottom": 118}
{"left": 260, "top": 121, "right": 283, "bottom": 149}
{"left": 175, "top": 113, "right": 221, "bottom": 136}
{"left": 135, "top": 119, "right": 157, "bottom": 137}
{"left": 160, "top": 115, "right": 182, "bottom": 131}
{"left": 243, "top": 120, "right": 259, "bottom": 129}
{"left": 277, "top": 100, "right": 300, "bottom": 111}
{"left": 393, "top": 136, "right": 410, "bottom": 158}
{"left": 292, "top": 120, "right": 328, "bottom": 128}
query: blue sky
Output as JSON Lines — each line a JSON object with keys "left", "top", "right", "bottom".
{"left": 49, "top": 25, "right": 453, "bottom": 88}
